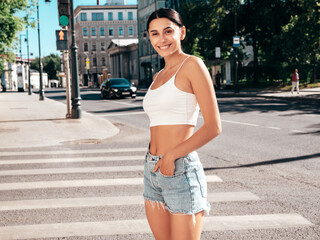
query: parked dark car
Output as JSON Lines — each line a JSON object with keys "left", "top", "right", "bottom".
{"left": 100, "top": 78, "right": 137, "bottom": 99}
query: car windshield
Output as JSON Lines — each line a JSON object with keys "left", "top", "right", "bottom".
{"left": 110, "top": 79, "right": 130, "bottom": 85}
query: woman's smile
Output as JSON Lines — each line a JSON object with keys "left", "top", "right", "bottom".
{"left": 158, "top": 44, "right": 172, "bottom": 50}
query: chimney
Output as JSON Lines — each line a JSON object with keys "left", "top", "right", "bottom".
{"left": 97, "top": 0, "right": 99, "bottom": 5}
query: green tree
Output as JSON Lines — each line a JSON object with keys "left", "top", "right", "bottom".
{"left": 31, "top": 53, "right": 61, "bottom": 79}
{"left": 0, "top": 0, "right": 36, "bottom": 71}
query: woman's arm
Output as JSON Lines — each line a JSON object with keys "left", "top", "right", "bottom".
{"left": 153, "top": 56, "right": 221, "bottom": 174}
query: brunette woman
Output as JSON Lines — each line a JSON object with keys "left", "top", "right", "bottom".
{"left": 142, "top": 8, "right": 221, "bottom": 240}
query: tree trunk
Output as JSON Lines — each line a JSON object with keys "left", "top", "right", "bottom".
{"left": 252, "top": 33, "right": 259, "bottom": 85}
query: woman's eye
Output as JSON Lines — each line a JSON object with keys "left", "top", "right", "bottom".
{"left": 151, "top": 33, "right": 158, "bottom": 36}
{"left": 166, "top": 30, "right": 172, "bottom": 34}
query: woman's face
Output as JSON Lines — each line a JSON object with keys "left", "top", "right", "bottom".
{"left": 148, "top": 18, "right": 185, "bottom": 58}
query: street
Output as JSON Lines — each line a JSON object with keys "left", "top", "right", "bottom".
{"left": 0, "top": 88, "right": 319, "bottom": 239}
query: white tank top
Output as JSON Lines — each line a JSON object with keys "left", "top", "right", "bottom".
{"left": 143, "top": 56, "right": 200, "bottom": 127}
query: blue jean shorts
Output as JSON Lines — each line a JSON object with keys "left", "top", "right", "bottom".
{"left": 143, "top": 150, "right": 211, "bottom": 218}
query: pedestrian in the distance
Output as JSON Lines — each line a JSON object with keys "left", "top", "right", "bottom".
{"left": 215, "top": 70, "right": 222, "bottom": 90}
{"left": 142, "top": 8, "right": 222, "bottom": 240}
{"left": 291, "top": 68, "right": 300, "bottom": 94}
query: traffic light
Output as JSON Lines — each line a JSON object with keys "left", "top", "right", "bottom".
{"left": 58, "top": 0, "right": 70, "bottom": 27}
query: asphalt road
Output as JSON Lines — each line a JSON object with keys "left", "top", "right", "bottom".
{"left": 1, "top": 88, "right": 319, "bottom": 240}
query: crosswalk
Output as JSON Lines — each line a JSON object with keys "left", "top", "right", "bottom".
{"left": 0, "top": 147, "right": 314, "bottom": 239}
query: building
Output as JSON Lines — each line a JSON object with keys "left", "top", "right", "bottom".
{"left": 1, "top": 57, "right": 48, "bottom": 92}
{"left": 74, "top": 0, "right": 138, "bottom": 87}
{"left": 107, "top": 38, "right": 139, "bottom": 85}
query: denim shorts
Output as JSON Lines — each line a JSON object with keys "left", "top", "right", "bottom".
{"left": 143, "top": 150, "right": 211, "bottom": 219}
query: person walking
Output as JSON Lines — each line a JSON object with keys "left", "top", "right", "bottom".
{"left": 142, "top": 8, "right": 221, "bottom": 240}
{"left": 291, "top": 68, "right": 300, "bottom": 94}
{"left": 215, "top": 70, "right": 222, "bottom": 90}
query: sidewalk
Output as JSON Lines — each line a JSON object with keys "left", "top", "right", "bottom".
{"left": 214, "top": 87, "right": 320, "bottom": 102}
{"left": 0, "top": 92, "right": 119, "bottom": 149}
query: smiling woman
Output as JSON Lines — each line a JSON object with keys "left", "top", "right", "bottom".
{"left": 142, "top": 8, "right": 221, "bottom": 240}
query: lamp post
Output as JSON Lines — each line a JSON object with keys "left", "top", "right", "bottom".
{"left": 234, "top": 0, "right": 239, "bottom": 93}
{"left": 26, "top": 28, "right": 31, "bottom": 95}
{"left": 69, "top": 0, "right": 81, "bottom": 118}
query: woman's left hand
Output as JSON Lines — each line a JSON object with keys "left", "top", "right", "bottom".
{"left": 153, "top": 155, "right": 175, "bottom": 176}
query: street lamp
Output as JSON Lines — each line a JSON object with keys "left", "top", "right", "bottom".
{"left": 25, "top": 29, "right": 31, "bottom": 95}
{"left": 36, "top": 0, "right": 52, "bottom": 100}
{"left": 69, "top": 0, "right": 81, "bottom": 118}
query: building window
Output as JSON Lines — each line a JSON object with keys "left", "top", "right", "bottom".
{"left": 84, "top": 42, "right": 88, "bottom": 51}
{"left": 128, "top": 26, "right": 133, "bottom": 36}
{"left": 76, "top": 17, "right": 79, "bottom": 23}
{"left": 100, "top": 27, "right": 105, "bottom": 36}
{"left": 80, "top": 13, "right": 87, "bottom": 21}
{"left": 92, "top": 13, "right": 104, "bottom": 21}
{"left": 92, "top": 27, "right": 96, "bottom": 36}
{"left": 128, "top": 12, "right": 133, "bottom": 20}
{"left": 101, "top": 42, "right": 105, "bottom": 51}
{"left": 108, "top": 12, "right": 113, "bottom": 20}
{"left": 102, "top": 57, "right": 105, "bottom": 66}
{"left": 109, "top": 28, "right": 113, "bottom": 36}
{"left": 119, "top": 27, "right": 123, "bottom": 36}
{"left": 92, "top": 43, "right": 96, "bottom": 51}
{"left": 118, "top": 12, "right": 123, "bottom": 20}
{"left": 93, "top": 57, "right": 97, "bottom": 66}
{"left": 83, "top": 27, "right": 87, "bottom": 36}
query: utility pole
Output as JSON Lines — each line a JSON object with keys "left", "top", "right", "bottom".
{"left": 37, "top": 1, "right": 45, "bottom": 100}
{"left": 234, "top": 0, "right": 239, "bottom": 93}
{"left": 26, "top": 28, "right": 31, "bottom": 95}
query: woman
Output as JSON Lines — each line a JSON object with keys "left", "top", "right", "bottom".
{"left": 142, "top": 8, "right": 221, "bottom": 240}
{"left": 291, "top": 68, "right": 300, "bottom": 94}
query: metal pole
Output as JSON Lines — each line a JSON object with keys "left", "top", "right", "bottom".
{"left": 234, "top": 1, "right": 239, "bottom": 93}
{"left": 70, "top": 0, "right": 82, "bottom": 118}
{"left": 64, "top": 50, "right": 71, "bottom": 118}
{"left": 37, "top": 1, "right": 45, "bottom": 100}
{"left": 26, "top": 28, "right": 31, "bottom": 95}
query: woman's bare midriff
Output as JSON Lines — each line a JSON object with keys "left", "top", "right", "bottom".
{"left": 149, "top": 125, "right": 195, "bottom": 156}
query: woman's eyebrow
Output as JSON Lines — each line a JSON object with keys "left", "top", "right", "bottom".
{"left": 149, "top": 26, "right": 173, "bottom": 33}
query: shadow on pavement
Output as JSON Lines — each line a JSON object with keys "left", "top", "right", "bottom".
{"left": 204, "top": 152, "right": 320, "bottom": 171}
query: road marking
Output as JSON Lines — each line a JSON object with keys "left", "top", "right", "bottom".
{"left": 0, "top": 165, "right": 145, "bottom": 176}
{"left": 292, "top": 130, "right": 306, "bottom": 133}
{"left": 0, "top": 148, "right": 146, "bottom": 157}
{"left": 0, "top": 214, "right": 313, "bottom": 239}
{"left": 221, "top": 119, "right": 259, "bottom": 127}
{"left": 0, "top": 192, "right": 259, "bottom": 211}
{"left": 267, "top": 126, "right": 281, "bottom": 130}
{"left": 0, "top": 155, "right": 145, "bottom": 165}
{"left": 99, "top": 111, "right": 146, "bottom": 117}
{"left": 111, "top": 100, "right": 140, "bottom": 107}
{"left": 0, "top": 175, "right": 222, "bottom": 191}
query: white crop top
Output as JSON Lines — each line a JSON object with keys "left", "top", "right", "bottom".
{"left": 143, "top": 56, "right": 200, "bottom": 127}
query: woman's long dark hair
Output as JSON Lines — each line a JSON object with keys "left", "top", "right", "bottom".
{"left": 147, "top": 8, "right": 184, "bottom": 32}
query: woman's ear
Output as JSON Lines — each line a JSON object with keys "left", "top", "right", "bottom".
{"left": 180, "top": 26, "right": 186, "bottom": 40}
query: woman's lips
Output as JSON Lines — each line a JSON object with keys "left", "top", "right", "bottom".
{"left": 158, "top": 44, "right": 171, "bottom": 50}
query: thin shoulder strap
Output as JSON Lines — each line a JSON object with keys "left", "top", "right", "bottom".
{"left": 175, "top": 55, "right": 191, "bottom": 75}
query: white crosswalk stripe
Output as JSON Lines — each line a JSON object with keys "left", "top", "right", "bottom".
{"left": 0, "top": 192, "right": 260, "bottom": 211}
{"left": 0, "top": 155, "right": 144, "bottom": 165}
{"left": 0, "top": 175, "right": 222, "bottom": 191}
{"left": 0, "top": 214, "right": 313, "bottom": 239}
{"left": 0, "top": 147, "right": 314, "bottom": 239}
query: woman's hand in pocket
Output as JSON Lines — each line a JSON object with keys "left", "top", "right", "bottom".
{"left": 153, "top": 155, "right": 175, "bottom": 176}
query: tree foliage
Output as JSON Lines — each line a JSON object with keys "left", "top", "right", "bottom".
{"left": 30, "top": 53, "right": 61, "bottom": 80}
{"left": 180, "top": 0, "right": 320, "bottom": 85}
{"left": 0, "top": 0, "right": 36, "bottom": 72}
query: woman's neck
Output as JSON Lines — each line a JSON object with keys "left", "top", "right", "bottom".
{"left": 163, "top": 51, "right": 186, "bottom": 70}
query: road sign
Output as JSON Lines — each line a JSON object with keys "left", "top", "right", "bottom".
{"left": 215, "top": 47, "right": 221, "bottom": 58}
{"left": 85, "top": 58, "right": 90, "bottom": 70}
{"left": 56, "top": 30, "right": 68, "bottom": 51}
{"left": 233, "top": 36, "right": 240, "bottom": 47}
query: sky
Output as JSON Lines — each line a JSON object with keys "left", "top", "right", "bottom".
{"left": 17, "top": 0, "right": 137, "bottom": 60}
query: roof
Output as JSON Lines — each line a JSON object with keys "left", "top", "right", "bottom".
{"left": 110, "top": 39, "right": 138, "bottom": 47}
